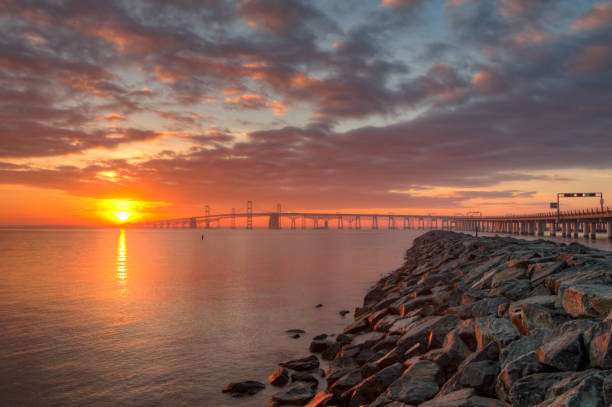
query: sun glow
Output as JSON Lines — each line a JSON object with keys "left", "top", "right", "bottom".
{"left": 114, "top": 211, "right": 131, "bottom": 222}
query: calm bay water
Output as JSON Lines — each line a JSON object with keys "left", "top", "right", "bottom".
{"left": 1, "top": 228, "right": 611, "bottom": 407}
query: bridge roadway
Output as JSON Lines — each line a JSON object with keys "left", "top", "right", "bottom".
{"left": 128, "top": 207, "right": 612, "bottom": 239}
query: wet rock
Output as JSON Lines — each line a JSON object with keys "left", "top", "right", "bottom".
{"left": 474, "top": 317, "right": 519, "bottom": 350}
{"left": 352, "top": 331, "right": 386, "bottom": 349}
{"left": 313, "top": 333, "right": 328, "bottom": 340}
{"left": 304, "top": 391, "right": 334, "bottom": 407}
{"left": 339, "top": 310, "right": 350, "bottom": 317}
{"left": 272, "top": 383, "right": 316, "bottom": 405}
{"left": 315, "top": 303, "right": 323, "bottom": 308}
{"left": 374, "top": 314, "right": 402, "bottom": 332}
{"left": 344, "top": 318, "right": 369, "bottom": 335}
{"left": 269, "top": 368, "right": 290, "bottom": 386}
{"left": 291, "top": 371, "right": 319, "bottom": 389}
{"left": 385, "top": 359, "right": 440, "bottom": 404}
{"left": 287, "top": 329, "right": 306, "bottom": 334}
{"left": 336, "top": 333, "right": 352, "bottom": 344}
{"left": 562, "top": 284, "right": 612, "bottom": 318}
{"left": 222, "top": 380, "right": 265, "bottom": 397}
{"left": 321, "top": 342, "right": 342, "bottom": 360}
{"left": 310, "top": 339, "right": 333, "bottom": 354}
{"left": 280, "top": 355, "right": 320, "bottom": 371}
{"left": 365, "top": 286, "right": 388, "bottom": 307}
{"left": 536, "top": 330, "right": 585, "bottom": 371}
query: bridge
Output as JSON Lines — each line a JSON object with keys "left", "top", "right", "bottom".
{"left": 127, "top": 201, "right": 612, "bottom": 239}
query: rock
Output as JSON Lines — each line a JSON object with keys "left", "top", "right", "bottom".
{"left": 269, "top": 368, "right": 290, "bottom": 386}
{"left": 374, "top": 314, "right": 402, "bottom": 332}
{"left": 500, "top": 328, "right": 548, "bottom": 366}
{"left": 376, "top": 346, "right": 406, "bottom": 370}
{"left": 458, "top": 360, "right": 499, "bottom": 397}
{"left": 368, "top": 309, "right": 391, "bottom": 325}
{"left": 342, "top": 362, "right": 405, "bottom": 406}
{"left": 490, "top": 278, "right": 532, "bottom": 301}
{"left": 385, "top": 359, "right": 440, "bottom": 404}
{"left": 293, "top": 334, "right": 301, "bottom": 339}
{"left": 419, "top": 388, "right": 506, "bottom": 407}
{"left": 315, "top": 303, "right": 323, "bottom": 308}
{"left": 562, "top": 284, "right": 612, "bottom": 318}
{"left": 287, "top": 329, "right": 306, "bottom": 334}
{"left": 530, "top": 261, "right": 567, "bottom": 284}
{"left": 398, "top": 315, "right": 460, "bottom": 350}
{"left": 304, "top": 391, "right": 334, "bottom": 407}
{"left": 356, "top": 348, "right": 385, "bottom": 366}
{"left": 329, "top": 369, "right": 362, "bottom": 397}
{"left": 325, "top": 357, "right": 359, "bottom": 386}
{"left": 490, "top": 267, "right": 527, "bottom": 287}
{"left": 496, "top": 351, "right": 545, "bottom": 401}
{"left": 508, "top": 372, "right": 575, "bottom": 407}
{"left": 272, "top": 383, "right": 316, "bottom": 405}
{"left": 268, "top": 402, "right": 280, "bottom": 407}
{"left": 464, "top": 298, "right": 510, "bottom": 318}
{"left": 352, "top": 331, "right": 386, "bottom": 348}
{"left": 321, "top": 342, "right": 342, "bottom": 360}
{"left": 521, "top": 303, "right": 570, "bottom": 331}
{"left": 280, "top": 355, "right": 320, "bottom": 371}
{"left": 336, "top": 333, "right": 353, "bottom": 344}
{"left": 365, "top": 286, "right": 388, "bottom": 307}
{"left": 291, "top": 371, "right": 319, "bottom": 389}
{"left": 424, "top": 331, "right": 471, "bottom": 382}
{"left": 536, "top": 330, "right": 585, "bottom": 371}
{"left": 474, "top": 317, "right": 520, "bottom": 350}
{"left": 536, "top": 370, "right": 606, "bottom": 407}
{"left": 221, "top": 380, "right": 265, "bottom": 397}
{"left": 388, "top": 316, "right": 419, "bottom": 335}
{"left": 360, "top": 362, "right": 379, "bottom": 378}
{"left": 310, "top": 339, "right": 333, "bottom": 353}
{"left": 588, "top": 330, "right": 612, "bottom": 369}
{"left": 344, "top": 318, "right": 369, "bottom": 335}
{"left": 314, "top": 333, "right": 328, "bottom": 340}
{"left": 507, "top": 295, "right": 556, "bottom": 317}
{"left": 339, "top": 310, "right": 350, "bottom": 317}
{"left": 372, "top": 334, "right": 400, "bottom": 352}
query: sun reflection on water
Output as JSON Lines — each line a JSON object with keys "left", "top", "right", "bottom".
{"left": 116, "top": 229, "right": 127, "bottom": 284}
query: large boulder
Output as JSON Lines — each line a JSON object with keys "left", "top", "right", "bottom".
{"left": 398, "top": 315, "right": 460, "bottom": 350}
{"left": 458, "top": 360, "right": 499, "bottom": 397}
{"left": 222, "top": 380, "right": 265, "bottom": 397}
{"left": 328, "top": 369, "right": 362, "bottom": 397}
{"left": 269, "top": 368, "right": 290, "bottom": 386}
{"left": 562, "top": 284, "right": 612, "bottom": 318}
{"left": 342, "top": 362, "right": 405, "bottom": 406}
{"left": 419, "top": 388, "right": 506, "bottom": 407}
{"left": 521, "top": 303, "right": 571, "bottom": 331}
{"left": 385, "top": 359, "right": 440, "bottom": 404}
{"left": 280, "top": 355, "right": 320, "bottom": 371}
{"left": 535, "top": 330, "right": 585, "bottom": 371}
{"left": 272, "top": 384, "right": 316, "bottom": 405}
{"left": 325, "top": 357, "right": 359, "bottom": 386}
{"left": 508, "top": 372, "right": 575, "bottom": 407}
{"left": 474, "top": 317, "right": 520, "bottom": 350}
{"left": 304, "top": 391, "right": 334, "bottom": 407}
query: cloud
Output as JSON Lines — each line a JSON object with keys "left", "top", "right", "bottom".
{"left": 572, "top": 3, "right": 612, "bottom": 30}
{"left": 225, "top": 94, "right": 288, "bottom": 115}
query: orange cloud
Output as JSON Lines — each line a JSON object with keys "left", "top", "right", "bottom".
{"left": 98, "top": 113, "right": 126, "bottom": 122}
{"left": 225, "top": 94, "right": 288, "bottom": 116}
{"left": 572, "top": 3, "right": 612, "bottom": 30}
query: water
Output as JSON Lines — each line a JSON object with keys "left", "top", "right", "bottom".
{"left": 1, "top": 228, "right": 611, "bottom": 407}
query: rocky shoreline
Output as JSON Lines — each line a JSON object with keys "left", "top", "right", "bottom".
{"left": 227, "top": 230, "right": 612, "bottom": 406}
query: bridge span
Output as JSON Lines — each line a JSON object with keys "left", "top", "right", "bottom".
{"left": 127, "top": 203, "right": 612, "bottom": 240}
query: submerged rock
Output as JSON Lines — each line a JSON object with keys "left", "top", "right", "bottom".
{"left": 222, "top": 380, "right": 265, "bottom": 397}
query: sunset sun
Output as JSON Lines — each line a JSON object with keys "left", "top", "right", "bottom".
{"left": 114, "top": 212, "right": 131, "bottom": 222}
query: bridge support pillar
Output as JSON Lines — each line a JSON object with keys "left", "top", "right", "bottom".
{"left": 268, "top": 214, "right": 281, "bottom": 229}
{"left": 537, "top": 221, "right": 544, "bottom": 236}
{"left": 608, "top": 221, "right": 612, "bottom": 240}
{"left": 189, "top": 217, "right": 197, "bottom": 229}
{"left": 591, "top": 221, "right": 597, "bottom": 239}
{"left": 583, "top": 222, "right": 590, "bottom": 238}
{"left": 562, "top": 222, "right": 567, "bottom": 237}
{"left": 550, "top": 221, "right": 556, "bottom": 237}
{"left": 528, "top": 221, "right": 535, "bottom": 236}
{"left": 573, "top": 221, "right": 579, "bottom": 238}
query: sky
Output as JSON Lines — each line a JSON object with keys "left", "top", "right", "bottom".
{"left": 1, "top": 0, "right": 611, "bottom": 225}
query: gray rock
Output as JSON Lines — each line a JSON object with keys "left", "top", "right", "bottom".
{"left": 344, "top": 318, "right": 370, "bottom": 335}
{"left": 388, "top": 316, "right": 419, "bottom": 335}
{"left": 325, "top": 357, "right": 359, "bottom": 386}
{"left": 329, "top": 369, "right": 362, "bottom": 397}
{"left": 588, "top": 330, "right": 612, "bottom": 369}
{"left": 310, "top": 339, "right": 333, "bottom": 353}
{"left": 521, "top": 303, "right": 570, "bottom": 331}
{"left": 352, "top": 331, "right": 386, "bottom": 349}
{"left": 222, "top": 380, "right": 265, "bottom": 397}
{"left": 280, "top": 355, "right": 320, "bottom": 371}
{"left": 490, "top": 267, "right": 528, "bottom": 287}
{"left": 562, "top": 284, "right": 612, "bottom": 318}
{"left": 474, "top": 317, "right": 520, "bottom": 350}
{"left": 269, "top": 368, "right": 290, "bottom": 386}
{"left": 385, "top": 359, "right": 440, "bottom": 404}
{"left": 419, "top": 388, "right": 506, "bottom": 407}
{"left": 530, "top": 261, "right": 567, "bottom": 284}
{"left": 535, "top": 370, "right": 606, "bottom": 407}
{"left": 464, "top": 298, "right": 510, "bottom": 318}
{"left": 458, "top": 360, "right": 499, "bottom": 397}
{"left": 398, "top": 315, "right": 460, "bottom": 350}
{"left": 272, "top": 383, "right": 316, "bottom": 405}
{"left": 500, "top": 328, "right": 549, "bottom": 367}
{"left": 342, "top": 362, "right": 405, "bottom": 406}
{"left": 508, "top": 372, "right": 575, "bottom": 407}
{"left": 507, "top": 295, "right": 556, "bottom": 317}
{"left": 536, "top": 330, "right": 585, "bottom": 371}
{"left": 303, "top": 391, "right": 334, "bottom": 407}
{"left": 321, "top": 342, "right": 342, "bottom": 360}
{"left": 496, "top": 351, "right": 545, "bottom": 402}
{"left": 376, "top": 346, "right": 406, "bottom": 370}
{"left": 374, "top": 314, "right": 402, "bottom": 332}
{"left": 490, "top": 278, "right": 532, "bottom": 301}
